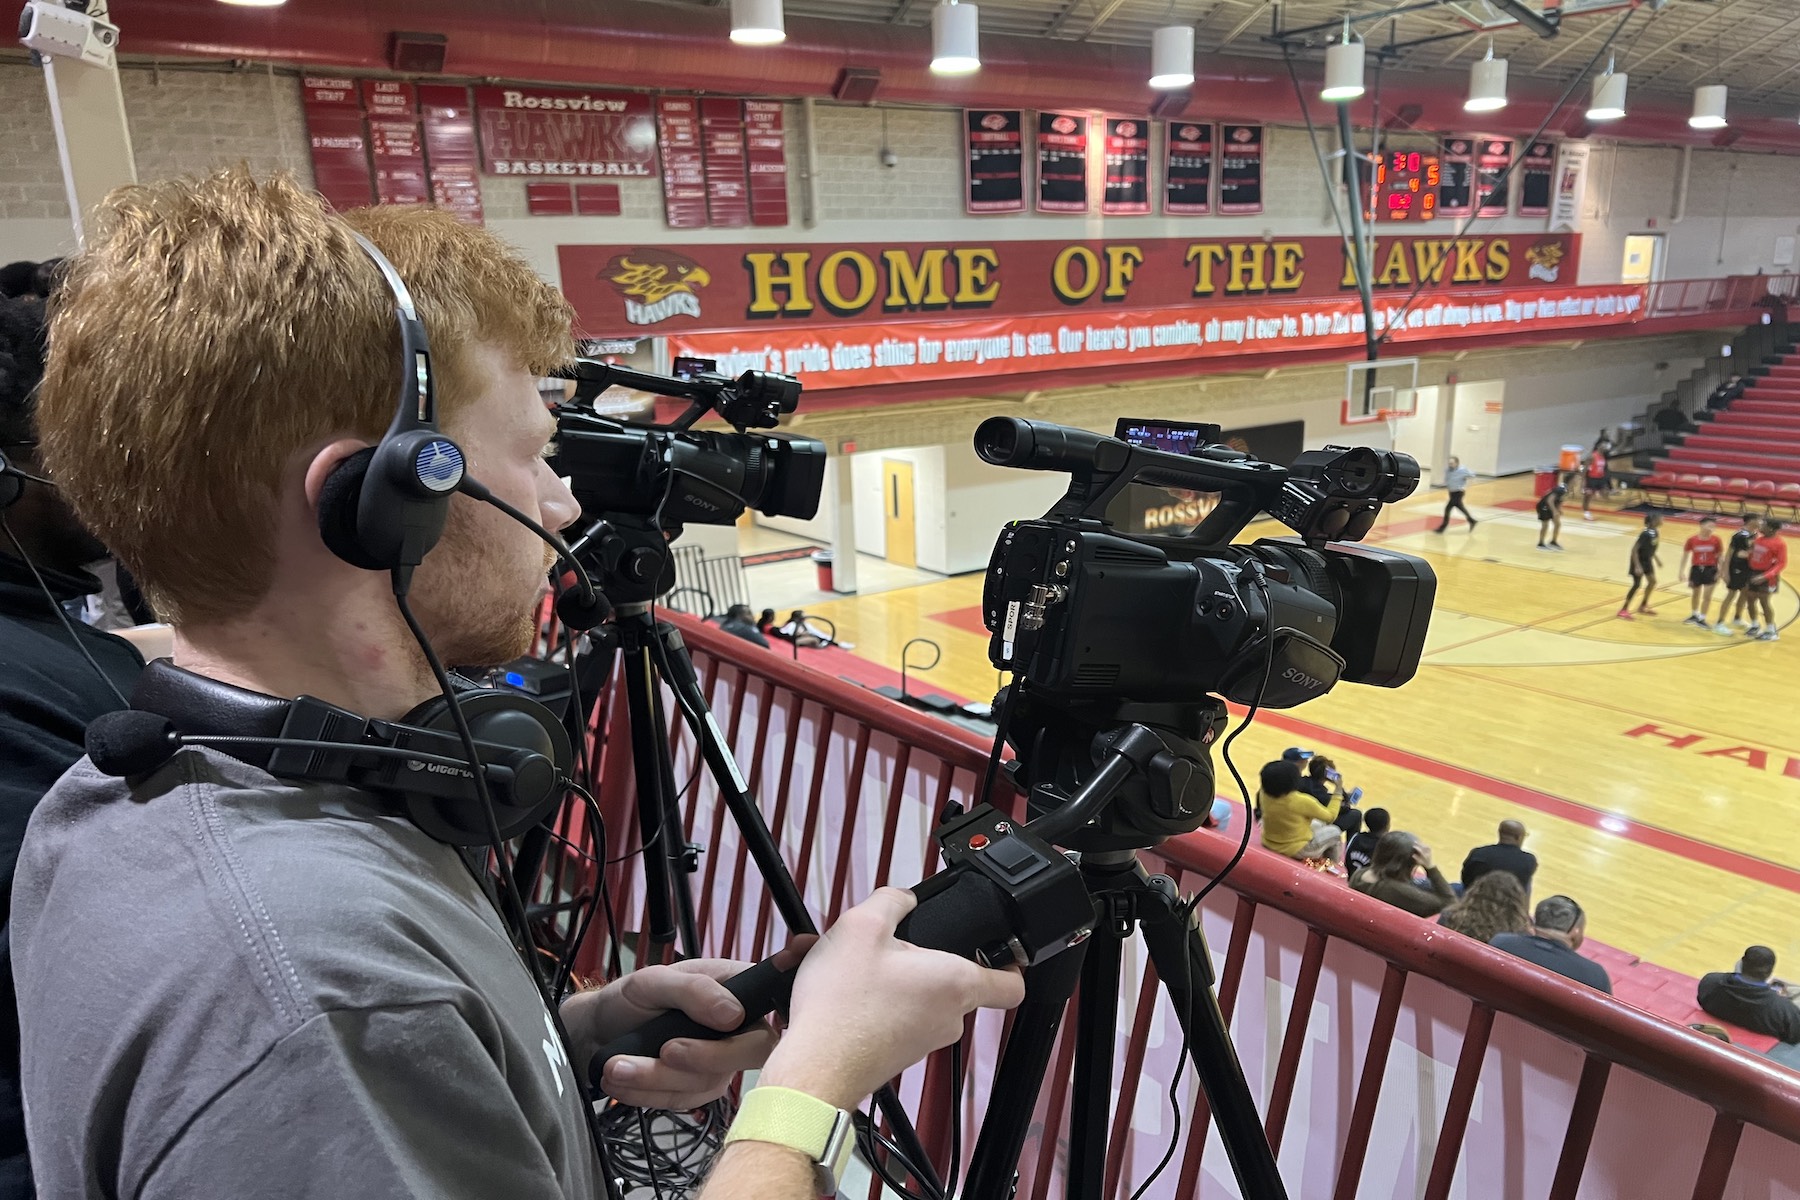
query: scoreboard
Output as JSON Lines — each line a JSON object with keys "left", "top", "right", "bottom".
{"left": 1375, "top": 150, "right": 1440, "bottom": 223}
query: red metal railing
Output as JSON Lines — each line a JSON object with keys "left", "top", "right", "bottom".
{"left": 1644, "top": 273, "right": 1800, "bottom": 320}
{"left": 572, "top": 616, "right": 1800, "bottom": 1197}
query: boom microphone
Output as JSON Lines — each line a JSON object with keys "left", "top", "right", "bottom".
{"left": 85, "top": 708, "right": 532, "bottom": 782}
{"left": 457, "top": 475, "right": 611, "bottom": 630}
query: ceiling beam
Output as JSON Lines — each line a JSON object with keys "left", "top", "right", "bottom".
{"left": 1077, "top": 0, "right": 1132, "bottom": 39}
{"left": 1215, "top": 1, "right": 1274, "bottom": 50}
{"left": 889, "top": 0, "right": 925, "bottom": 22}
{"left": 1529, "top": 15, "right": 1615, "bottom": 70}
{"left": 1663, "top": 21, "right": 1790, "bottom": 89}
{"left": 1044, "top": 0, "right": 1089, "bottom": 37}
{"left": 1615, "top": 0, "right": 1752, "bottom": 77}
{"left": 1743, "top": 56, "right": 1800, "bottom": 100}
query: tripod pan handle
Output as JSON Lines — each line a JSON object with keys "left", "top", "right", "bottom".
{"left": 587, "top": 956, "right": 797, "bottom": 1090}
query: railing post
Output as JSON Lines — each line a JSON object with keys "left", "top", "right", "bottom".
{"left": 1547, "top": 1055, "right": 1611, "bottom": 1200}
{"left": 1421, "top": 1002, "right": 1495, "bottom": 1200}
{"left": 1265, "top": 928, "right": 1329, "bottom": 1153}
{"left": 1332, "top": 962, "right": 1409, "bottom": 1200}
{"left": 1690, "top": 1112, "right": 1744, "bottom": 1200}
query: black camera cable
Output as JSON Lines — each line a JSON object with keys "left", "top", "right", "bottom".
{"left": 0, "top": 510, "right": 132, "bottom": 709}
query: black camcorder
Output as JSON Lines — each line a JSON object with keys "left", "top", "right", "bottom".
{"left": 549, "top": 360, "right": 827, "bottom": 528}
{"left": 977, "top": 416, "right": 1436, "bottom": 850}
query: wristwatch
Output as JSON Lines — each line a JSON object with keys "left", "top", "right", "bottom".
{"left": 723, "top": 1085, "right": 856, "bottom": 1195}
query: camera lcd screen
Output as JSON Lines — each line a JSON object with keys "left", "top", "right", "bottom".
{"left": 1113, "top": 418, "right": 1219, "bottom": 457}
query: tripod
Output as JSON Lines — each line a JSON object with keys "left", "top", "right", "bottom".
{"left": 571, "top": 519, "right": 941, "bottom": 1188}
{"left": 962, "top": 724, "right": 1291, "bottom": 1200}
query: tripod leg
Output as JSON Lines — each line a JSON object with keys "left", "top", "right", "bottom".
{"left": 650, "top": 625, "right": 815, "bottom": 936}
{"left": 1067, "top": 929, "right": 1122, "bottom": 1199}
{"left": 645, "top": 662, "right": 702, "bottom": 956}
{"left": 1139, "top": 895, "right": 1290, "bottom": 1200}
{"left": 619, "top": 635, "right": 676, "bottom": 946}
{"left": 647, "top": 624, "right": 936, "bottom": 1190}
{"left": 962, "top": 940, "right": 1088, "bottom": 1200}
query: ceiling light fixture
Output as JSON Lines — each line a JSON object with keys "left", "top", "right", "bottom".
{"left": 1465, "top": 40, "right": 1508, "bottom": 112}
{"left": 1321, "top": 17, "right": 1365, "bottom": 103}
{"left": 1689, "top": 83, "right": 1727, "bottom": 130}
{"left": 729, "top": 0, "right": 785, "bottom": 45}
{"left": 931, "top": 1, "right": 981, "bottom": 75}
{"left": 1150, "top": 25, "right": 1195, "bottom": 89}
{"left": 1587, "top": 57, "right": 1628, "bottom": 121}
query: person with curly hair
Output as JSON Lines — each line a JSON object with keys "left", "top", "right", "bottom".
{"left": 1437, "top": 870, "right": 1531, "bottom": 943}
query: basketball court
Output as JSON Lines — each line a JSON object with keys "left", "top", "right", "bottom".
{"left": 768, "top": 475, "right": 1800, "bottom": 984}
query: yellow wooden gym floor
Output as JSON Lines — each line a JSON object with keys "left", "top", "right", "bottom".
{"left": 796, "top": 477, "right": 1800, "bottom": 982}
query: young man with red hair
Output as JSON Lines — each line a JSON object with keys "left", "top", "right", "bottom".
{"left": 17, "top": 170, "right": 1020, "bottom": 1199}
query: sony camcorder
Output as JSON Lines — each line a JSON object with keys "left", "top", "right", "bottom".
{"left": 549, "top": 360, "right": 827, "bottom": 528}
{"left": 977, "top": 416, "right": 1436, "bottom": 850}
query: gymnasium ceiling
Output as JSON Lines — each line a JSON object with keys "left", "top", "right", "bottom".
{"left": 654, "top": 0, "right": 1800, "bottom": 111}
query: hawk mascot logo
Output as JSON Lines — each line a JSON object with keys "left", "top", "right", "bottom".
{"left": 603, "top": 250, "right": 713, "bottom": 325}
{"left": 1525, "top": 240, "right": 1565, "bottom": 283}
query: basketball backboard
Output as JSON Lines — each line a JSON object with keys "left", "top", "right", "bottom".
{"left": 1342, "top": 357, "right": 1420, "bottom": 427}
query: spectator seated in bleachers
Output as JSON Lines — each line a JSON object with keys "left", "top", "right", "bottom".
{"left": 1437, "top": 871, "right": 1531, "bottom": 943}
{"left": 1492, "top": 896, "right": 1613, "bottom": 994}
{"left": 1461, "top": 819, "right": 1538, "bottom": 895}
{"left": 717, "top": 603, "right": 770, "bottom": 648}
{"left": 1652, "top": 398, "right": 1697, "bottom": 437}
{"left": 1350, "top": 831, "right": 1455, "bottom": 917}
{"left": 1697, "top": 946, "right": 1800, "bottom": 1047}
{"left": 1300, "top": 754, "right": 1365, "bottom": 810}
{"left": 1344, "top": 807, "right": 1387, "bottom": 876}
{"left": 1256, "top": 759, "right": 1343, "bottom": 864}
{"left": 1706, "top": 374, "right": 1746, "bottom": 409}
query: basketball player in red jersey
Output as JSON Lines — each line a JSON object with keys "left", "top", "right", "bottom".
{"left": 1580, "top": 448, "right": 1608, "bottom": 521}
{"left": 1745, "top": 517, "right": 1788, "bottom": 641}
{"left": 1679, "top": 517, "right": 1723, "bottom": 627}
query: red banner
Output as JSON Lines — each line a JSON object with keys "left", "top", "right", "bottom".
{"left": 1037, "top": 111, "right": 1090, "bottom": 213}
{"left": 419, "top": 84, "right": 484, "bottom": 225}
{"left": 1164, "top": 121, "right": 1213, "bottom": 215}
{"left": 1101, "top": 118, "right": 1150, "bottom": 215}
{"left": 702, "top": 98, "right": 749, "bottom": 227}
{"left": 744, "top": 101, "right": 789, "bottom": 227}
{"left": 301, "top": 76, "right": 374, "bottom": 213}
{"left": 656, "top": 97, "right": 707, "bottom": 229}
{"left": 474, "top": 86, "right": 655, "bottom": 178}
{"left": 558, "top": 232, "right": 1583, "bottom": 335}
{"left": 665, "top": 285, "right": 1645, "bottom": 391}
{"left": 966, "top": 109, "right": 1026, "bottom": 213}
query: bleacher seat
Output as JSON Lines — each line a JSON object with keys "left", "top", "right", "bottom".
{"left": 1646, "top": 364, "right": 1800, "bottom": 512}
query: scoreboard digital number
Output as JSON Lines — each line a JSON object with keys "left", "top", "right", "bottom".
{"left": 1376, "top": 151, "right": 1440, "bottom": 223}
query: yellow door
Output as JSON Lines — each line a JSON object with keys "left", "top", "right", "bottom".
{"left": 1621, "top": 234, "right": 1660, "bottom": 284}
{"left": 883, "top": 459, "right": 916, "bottom": 568}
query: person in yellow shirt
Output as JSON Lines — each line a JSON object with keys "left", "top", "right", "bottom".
{"left": 1257, "top": 759, "right": 1343, "bottom": 862}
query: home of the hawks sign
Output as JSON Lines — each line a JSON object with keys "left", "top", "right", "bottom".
{"left": 557, "top": 233, "right": 1581, "bottom": 335}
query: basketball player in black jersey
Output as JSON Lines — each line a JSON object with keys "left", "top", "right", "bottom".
{"left": 1618, "top": 512, "right": 1662, "bottom": 620}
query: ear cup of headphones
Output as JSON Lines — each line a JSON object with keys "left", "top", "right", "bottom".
{"left": 399, "top": 688, "right": 573, "bottom": 846}
{"left": 317, "top": 446, "right": 389, "bottom": 571}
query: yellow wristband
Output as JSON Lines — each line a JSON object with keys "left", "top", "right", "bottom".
{"left": 724, "top": 1085, "right": 855, "bottom": 1195}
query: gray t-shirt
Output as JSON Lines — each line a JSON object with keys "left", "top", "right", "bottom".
{"left": 12, "top": 748, "right": 601, "bottom": 1199}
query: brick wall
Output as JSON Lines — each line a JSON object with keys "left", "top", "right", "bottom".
{"left": 0, "top": 62, "right": 312, "bottom": 222}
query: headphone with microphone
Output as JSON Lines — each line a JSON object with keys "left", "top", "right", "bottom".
{"left": 0, "top": 449, "right": 53, "bottom": 510}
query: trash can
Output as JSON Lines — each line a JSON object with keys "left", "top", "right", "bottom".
{"left": 1534, "top": 468, "right": 1559, "bottom": 497}
{"left": 812, "top": 549, "right": 835, "bottom": 591}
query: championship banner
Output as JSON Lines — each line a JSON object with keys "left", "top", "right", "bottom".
{"left": 665, "top": 284, "right": 1646, "bottom": 391}
{"left": 1550, "top": 141, "right": 1590, "bottom": 232}
{"left": 965, "top": 109, "right": 1026, "bottom": 213}
{"left": 1164, "top": 121, "right": 1213, "bottom": 215}
{"left": 362, "top": 80, "right": 427, "bottom": 207}
{"left": 1036, "top": 111, "right": 1090, "bottom": 213}
{"left": 1475, "top": 137, "right": 1514, "bottom": 218}
{"left": 1218, "top": 124, "right": 1264, "bottom": 214}
{"left": 473, "top": 85, "right": 656, "bottom": 177}
{"left": 1518, "top": 139, "right": 1556, "bottom": 217}
{"left": 701, "top": 98, "right": 750, "bottom": 227}
{"left": 1438, "top": 137, "right": 1475, "bottom": 217}
{"left": 559, "top": 232, "right": 1583, "bottom": 334}
{"left": 1101, "top": 118, "right": 1151, "bottom": 215}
